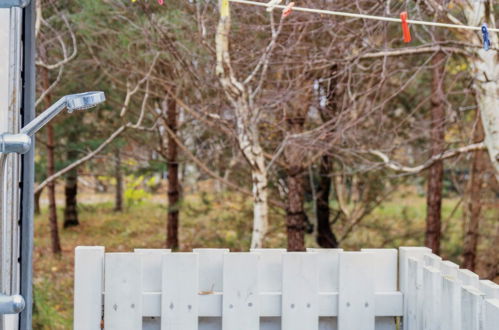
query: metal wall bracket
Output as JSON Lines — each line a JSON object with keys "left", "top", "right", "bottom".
{"left": 0, "top": 294, "right": 25, "bottom": 314}
{"left": 0, "top": 133, "right": 31, "bottom": 154}
{"left": 0, "top": 0, "right": 31, "bottom": 8}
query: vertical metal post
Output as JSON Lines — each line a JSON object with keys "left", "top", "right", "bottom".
{"left": 0, "top": 4, "right": 24, "bottom": 330}
{"left": 19, "top": 1, "right": 36, "bottom": 329}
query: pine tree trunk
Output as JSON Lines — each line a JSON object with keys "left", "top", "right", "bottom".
{"left": 63, "top": 144, "right": 79, "bottom": 228}
{"left": 284, "top": 107, "right": 310, "bottom": 251}
{"left": 166, "top": 93, "right": 180, "bottom": 250}
{"left": 462, "top": 116, "right": 486, "bottom": 271}
{"left": 114, "top": 148, "right": 123, "bottom": 212}
{"left": 63, "top": 167, "right": 78, "bottom": 228}
{"left": 46, "top": 123, "right": 61, "bottom": 254}
{"left": 425, "top": 51, "right": 446, "bottom": 255}
{"left": 41, "top": 65, "right": 61, "bottom": 255}
{"left": 34, "top": 188, "right": 43, "bottom": 215}
{"left": 286, "top": 167, "right": 306, "bottom": 251}
{"left": 316, "top": 155, "right": 338, "bottom": 248}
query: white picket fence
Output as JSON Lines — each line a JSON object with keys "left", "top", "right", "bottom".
{"left": 73, "top": 246, "right": 499, "bottom": 330}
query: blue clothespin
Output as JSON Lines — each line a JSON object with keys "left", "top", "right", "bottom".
{"left": 481, "top": 23, "right": 491, "bottom": 51}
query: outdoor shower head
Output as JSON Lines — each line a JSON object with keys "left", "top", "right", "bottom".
{"left": 0, "top": 91, "right": 105, "bottom": 155}
{"left": 21, "top": 91, "right": 105, "bottom": 137}
{"left": 66, "top": 91, "right": 106, "bottom": 113}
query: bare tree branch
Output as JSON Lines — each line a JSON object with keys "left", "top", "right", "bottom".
{"left": 369, "top": 142, "right": 486, "bottom": 174}
{"left": 34, "top": 126, "right": 127, "bottom": 194}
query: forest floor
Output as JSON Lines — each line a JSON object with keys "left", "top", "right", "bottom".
{"left": 32, "top": 189, "right": 497, "bottom": 329}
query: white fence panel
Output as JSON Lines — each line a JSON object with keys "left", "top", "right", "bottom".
{"left": 441, "top": 277, "right": 461, "bottom": 330}
{"left": 308, "top": 248, "right": 342, "bottom": 330}
{"left": 399, "top": 247, "right": 431, "bottom": 330}
{"left": 362, "top": 249, "right": 397, "bottom": 330}
{"left": 458, "top": 269, "right": 480, "bottom": 288}
{"left": 479, "top": 280, "right": 499, "bottom": 299}
{"left": 252, "top": 249, "right": 284, "bottom": 330}
{"left": 338, "top": 252, "right": 375, "bottom": 330}
{"left": 461, "top": 286, "right": 484, "bottom": 330}
{"left": 72, "top": 247, "right": 494, "bottom": 330}
{"left": 422, "top": 266, "right": 441, "bottom": 330}
{"left": 104, "top": 253, "right": 143, "bottom": 330}
{"left": 484, "top": 298, "right": 499, "bottom": 330}
{"left": 282, "top": 253, "right": 319, "bottom": 330}
{"left": 74, "top": 246, "right": 105, "bottom": 330}
{"left": 195, "top": 249, "right": 228, "bottom": 330}
{"left": 162, "top": 253, "right": 199, "bottom": 330}
{"left": 222, "top": 253, "right": 260, "bottom": 330}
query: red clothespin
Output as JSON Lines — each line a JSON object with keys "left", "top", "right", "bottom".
{"left": 400, "top": 12, "right": 411, "bottom": 43}
{"left": 282, "top": 2, "right": 295, "bottom": 18}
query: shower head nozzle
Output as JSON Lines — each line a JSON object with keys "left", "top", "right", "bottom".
{"left": 19, "top": 91, "right": 106, "bottom": 138}
{"left": 66, "top": 91, "right": 106, "bottom": 113}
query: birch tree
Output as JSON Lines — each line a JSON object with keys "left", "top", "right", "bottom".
{"left": 421, "top": 0, "right": 499, "bottom": 179}
{"left": 463, "top": 1, "right": 499, "bottom": 180}
{"left": 215, "top": 0, "right": 280, "bottom": 248}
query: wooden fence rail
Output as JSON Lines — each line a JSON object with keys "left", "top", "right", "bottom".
{"left": 73, "top": 247, "right": 499, "bottom": 330}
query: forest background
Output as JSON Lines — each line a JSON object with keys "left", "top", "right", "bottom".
{"left": 32, "top": 0, "right": 498, "bottom": 328}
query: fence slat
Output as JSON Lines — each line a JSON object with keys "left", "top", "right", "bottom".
{"left": 251, "top": 249, "right": 284, "bottom": 330}
{"left": 441, "top": 277, "right": 461, "bottom": 330}
{"left": 440, "top": 261, "right": 459, "bottom": 279}
{"left": 74, "top": 246, "right": 105, "bottom": 330}
{"left": 362, "top": 249, "right": 397, "bottom": 330}
{"left": 308, "top": 248, "right": 343, "bottom": 330}
{"left": 282, "top": 252, "right": 319, "bottom": 330}
{"left": 104, "top": 253, "right": 143, "bottom": 330}
{"left": 222, "top": 253, "right": 260, "bottom": 330}
{"left": 338, "top": 252, "right": 375, "bottom": 330}
{"left": 135, "top": 249, "right": 171, "bottom": 293}
{"left": 461, "top": 286, "right": 484, "bottom": 330}
{"left": 406, "top": 258, "right": 419, "bottom": 330}
{"left": 194, "top": 249, "right": 228, "bottom": 330}
{"left": 251, "top": 248, "right": 285, "bottom": 292}
{"left": 422, "top": 266, "right": 442, "bottom": 330}
{"left": 423, "top": 254, "right": 442, "bottom": 269}
{"left": 399, "top": 247, "right": 431, "bottom": 330}
{"left": 479, "top": 280, "right": 499, "bottom": 299}
{"left": 458, "top": 269, "right": 480, "bottom": 288}
{"left": 161, "top": 253, "right": 199, "bottom": 330}
{"left": 484, "top": 298, "right": 499, "bottom": 330}
{"left": 193, "top": 249, "right": 229, "bottom": 292}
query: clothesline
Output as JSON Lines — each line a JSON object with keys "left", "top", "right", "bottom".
{"left": 228, "top": 0, "right": 499, "bottom": 33}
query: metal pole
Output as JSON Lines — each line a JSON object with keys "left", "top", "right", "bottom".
{"left": 19, "top": 0, "right": 36, "bottom": 328}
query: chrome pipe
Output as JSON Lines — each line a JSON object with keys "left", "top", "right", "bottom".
{"left": 0, "top": 1, "right": 30, "bottom": 8}
{"left": 0, "top": 91, "right": 105, "bottom": 155}
{"left": 0, "top": 154, "right": 24, "bottom": 315}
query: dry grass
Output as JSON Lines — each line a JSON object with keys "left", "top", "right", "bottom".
{"left": 32, "top": 190, "right": 497, "bottom": 329}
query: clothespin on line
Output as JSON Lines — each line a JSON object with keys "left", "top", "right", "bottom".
{"left": 282, "top": 2, "right": 295, "bottom": 18}
{"left": 400, "top": 11, "right": 411, "bottom": 43}
{"left": 266, "top": 0, "right": 282, "bottom": 12}
{"left": 482, "top": 23, "right": 491, "bottom": 51}
{"left": 221, "top": 0, "right": 230, "bottom": 17}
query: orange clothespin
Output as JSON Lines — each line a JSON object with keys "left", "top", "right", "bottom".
{"left": 282, "top": 2, "right": 295, "bottom": 18}
{"left": 400, "top": 12, "right": 411, "bottom": 43}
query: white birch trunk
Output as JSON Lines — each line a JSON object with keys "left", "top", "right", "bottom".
{"left": 463, "top": 2, "right": 499, "bottom": 180}
{"left": 216, "top": 0, "right": 269, "bottom": 248}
